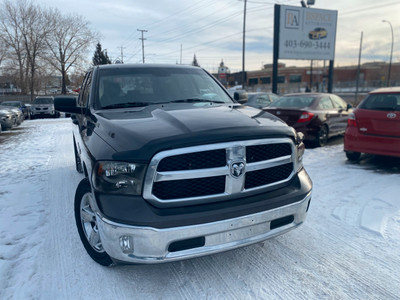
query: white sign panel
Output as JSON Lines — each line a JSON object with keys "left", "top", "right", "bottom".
{"left": 279, "top": 5, "right": 337, "bottom": 60}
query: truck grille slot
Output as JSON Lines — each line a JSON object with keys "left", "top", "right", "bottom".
{"left": 245, "top": 163, "right": 293, "bottom": 189}
{"left": 153, "top": 176, "right": 225, "bottom": 200}
{"left": 246, "top": 143, "right": 291, "bottom": 163}
{"left": 157, "top": 149, "right": 226, "bottom": 171}
{"left": 144, "top": 138, "right": 297, "bottom": 206}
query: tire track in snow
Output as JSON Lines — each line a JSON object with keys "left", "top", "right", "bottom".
{"left": 0, "top": 120, "right": 58, "bottom": 299}
{"left": 36, "top": 120, "right": 83, "bottom": 299}
{"left": 165, "top": 256, "right": 242, "bottom": 299}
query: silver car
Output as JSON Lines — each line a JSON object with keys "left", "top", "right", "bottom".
{"left": 32, "top": 96, "right": 60, "bottom": 118}
{"left": 0, "top": 106, "right": 17, "bottom": 131}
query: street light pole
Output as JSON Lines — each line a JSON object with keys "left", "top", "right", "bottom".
{"left": 382, "top": 20, "right": 394, "bottom": 87}
{"left": 242, "top": 0, "right": 247, "bottom": 89}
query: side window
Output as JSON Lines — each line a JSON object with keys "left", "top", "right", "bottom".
{"left": 319, "top": 97, "right": 334, "bottom": 109}
{"left": 78, "top": 71, "right": 92, "bottom": 107}
{"left": 331, "top": 95, "right": 346, "bottom": 109}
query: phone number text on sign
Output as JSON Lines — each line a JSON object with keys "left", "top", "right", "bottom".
{"left": 284, "top": 40, "right": 331, "bottom": 50}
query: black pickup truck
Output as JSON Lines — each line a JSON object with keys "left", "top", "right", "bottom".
{"left": 55, "top": 64, "right": 312, "bottom": 266}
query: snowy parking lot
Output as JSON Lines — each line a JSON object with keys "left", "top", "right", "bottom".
{"left": 1, "top": 118, "right": 399, "bottom": 299}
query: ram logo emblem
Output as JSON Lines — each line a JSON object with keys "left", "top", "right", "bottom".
{"left": 230, "top": 162, "right": 245, "bottom": 178}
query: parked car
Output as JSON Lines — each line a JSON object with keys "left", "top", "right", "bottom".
{"left": 309, "top": 27, "right": 327, "bottom": 40}
{"left": 0, "top": 100, "right": 30, "bottom": 119}
{"left": 31, "top": 96, "right": 60, "bottom": 118}
{"left": 1, "top": 105, "right": 23, "bottom": 125}
{"left": 244, "top": 92, "right": 279, "bottom": 109}
{"left": 263, "top": 93, "right": 352, "bottom": 147}
{"left": 0, "top": 106, "right": 17, "bottom": 131}
{"left": 344, "top": 87, "right": 400, "bottom": 161}
{"left": 54, "top": 64, "right": 312, "bottom": 266}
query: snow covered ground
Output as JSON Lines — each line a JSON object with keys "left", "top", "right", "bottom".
{"left": 0, "top": 118, "right": 399, "bottom": 300}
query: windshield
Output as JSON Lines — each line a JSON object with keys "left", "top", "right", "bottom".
{"left": 271, "top": 96, "right": 315, "bottom": 108}
{"left": 359, "top": 94, "right": 399, "bottom": 111}
{"left": 96, "top": 67, "right": 232, "bottom": 109}
{"left": 34, "top": 98, "right": 54, "bottom": 104}
{"left": 1, "top": 102, "right": 19, "bottom": 107}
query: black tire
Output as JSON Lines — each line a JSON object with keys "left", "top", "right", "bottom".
{"left": 74, "top": 179, "right": 113, "bottom": 266}
{"left": 345, "top": 151, "right": 361, "bottom": 161}
{"left": 74, "top": 140, "right": 83, "bottom": 173}
{"left": 315, "top": 125, "right": 329, "bottom": 147}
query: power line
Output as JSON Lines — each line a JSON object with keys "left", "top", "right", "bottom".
{"left": 120, "top": 0, "right": 215, "bottom": 47}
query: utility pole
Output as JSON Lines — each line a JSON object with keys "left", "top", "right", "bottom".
{"left": 137, "top": 29, "right": 148, "bottom": 63}
{"left": 382, "top": 20, "right": 393, "bottom": 87}
{"left": 117, "top": 46, "right": 126, "bottom": 63}
{"left": 355, "top": 32, "right": 363, "bottom": 103}
{"left": 309, "top": 60, "right": 313, "bottom": 92}
{"left": 180, "top": 44, "right": 182, "bottom": 64}
{"left": 242, "top": 0, "right": 247, "bottom": 89}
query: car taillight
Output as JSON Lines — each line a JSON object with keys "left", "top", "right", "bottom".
{"left": 297, "top": 112, "right": 314, "bottom": 123}
{"left": 347, "top": 112, "right": 357, "bottom": 127}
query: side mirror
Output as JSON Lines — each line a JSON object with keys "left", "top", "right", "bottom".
{"left": 234, "top": 91, "right": 248, "bottom": 104}
{"left": 54, "top": 96, "right": 82, "bottom": 114}
{"left": 346, "top": 103, "right": 353, "bottom": 111}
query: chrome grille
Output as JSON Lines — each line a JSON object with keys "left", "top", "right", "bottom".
{"left": 143, "top": 138, "right": 296, "bottom": 207}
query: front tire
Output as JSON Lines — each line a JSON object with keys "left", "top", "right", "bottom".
{"left": 74, "top": 179, "right": 113, "bottom": 266}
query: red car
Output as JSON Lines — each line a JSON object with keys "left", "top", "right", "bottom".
{"left": 344, "top": 87, "right": 400, "bottom": 161}
{"left": 264, "top": 93, "right": 352, "bottom": 147}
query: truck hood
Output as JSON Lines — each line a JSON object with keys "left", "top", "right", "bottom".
{"left": 91, "top": 103, "right": 296, "bottom": 162}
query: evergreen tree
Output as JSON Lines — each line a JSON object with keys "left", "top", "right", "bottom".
{"left": 192, "top": 54, "right": 200, "bottom": 67}
{"left": 92, "top": 42, "right": 111, "bottom": 65}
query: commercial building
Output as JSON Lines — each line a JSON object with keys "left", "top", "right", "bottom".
{"left": 217, "top": 61, "right": 400, "bottom": 95}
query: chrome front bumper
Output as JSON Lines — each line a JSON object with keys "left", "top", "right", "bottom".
{"left": 97, "top": 192, "right": 311, "bottom": 264}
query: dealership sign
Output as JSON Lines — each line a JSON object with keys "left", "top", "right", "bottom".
{"left": 278, "top": 5, "right": 337, "bottom": 60}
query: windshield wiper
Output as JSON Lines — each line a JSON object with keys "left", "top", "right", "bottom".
{"left": 169, "top": 98, "right": 225, "bottom": 104}
{"left": 101, "top": 102, "right": 150, "bottom": 109}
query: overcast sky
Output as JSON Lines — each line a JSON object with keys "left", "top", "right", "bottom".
{"left": 37, "top": 0, "right": 399, "bottom": 73}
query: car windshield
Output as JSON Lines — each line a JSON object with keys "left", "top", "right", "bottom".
{"left": 271, "top": 96, "right": 315, "bottom": 108}
{"left": 34, "top": 98, "right": 54, "bottom": 104}
{"left": 96, "top": 67, "right": 233, "bottom": 109}
{"left": 1, "top": 102, "right": 19, "bottom": 107}
{"left": 359, "top": 94, "right": 400, "bottom": 111}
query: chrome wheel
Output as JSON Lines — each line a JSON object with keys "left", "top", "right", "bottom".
{"left": 80, "top": 192, "right": 104, "bottom": 253}
{"left": 317, "top": 126, "right": 328, "bottom": 147}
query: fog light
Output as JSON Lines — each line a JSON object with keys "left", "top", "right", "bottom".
{"left": 119, "top": 235, "right": 134, "bottom": 254}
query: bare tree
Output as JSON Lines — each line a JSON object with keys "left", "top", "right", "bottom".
{"left": 0, "top": 0, "right": 51, "bottom": 99}
{"left": 20, "top": 2, "right": 52, "bottom": 99}
{"left": 0, "top": 39, "right": 6, "bottom": 66}
{"left": 45, "top": 10, "right": 98, "bottom": 94}
{"left": 0, "top": 0, "right": 27, "bottom": 94}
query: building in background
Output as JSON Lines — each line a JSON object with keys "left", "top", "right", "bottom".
{"left": 216, "top": 60, "right": 230, "bottom": 87}
{"left": 217, "top": 61, "right": 400, "bottom": 96}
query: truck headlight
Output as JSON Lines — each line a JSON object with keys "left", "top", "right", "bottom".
{"left": 93, "top": 161, "right": 146, "bottom": 195}
{"left": 295, "top": 132, "right": 305, "bottom": 171}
